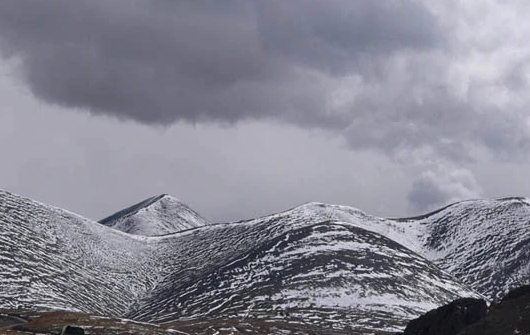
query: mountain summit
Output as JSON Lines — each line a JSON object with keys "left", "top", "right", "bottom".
{"left": 99, "top": 194, "right": 210, "bottom": 236}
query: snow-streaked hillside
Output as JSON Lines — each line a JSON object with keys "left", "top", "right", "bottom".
{"left": 99, "top": 194, "right": 210, "bottom": 236}
{"left": 242, "top": 198, "right": 530, "bottom": 301}
{"left": 130, "top": 221, "right": 479, "bottom": 333}
{"left": 1, "top": 189, "right": 529, "bottom": 333}
{"left": 0, "top": 189, "right": 481, "bottom": 333}
{"left": 394, "top": 197, "right": 530, "bottom": 300}
{"left": 259, "top": 199, "right": 530, "bottom": 301}
{"left": 0, "top": 190, "right": 159, "bottom": 316}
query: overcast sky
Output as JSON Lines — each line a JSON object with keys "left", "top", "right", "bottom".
{"left": 1, "top": 0, "right": 530, "bottom": 222}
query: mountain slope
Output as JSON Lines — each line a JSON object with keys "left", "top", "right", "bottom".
{"left": 253, "top": 199, "right": 530, "bottom": 301}
{"left": 0, "top": 190, "right": 481, "bottom": 334}
{"left": 0, "top": 190, "right": 159, "bottom": 316}
{"left": 391, "top": 197, "right": 530, "bottom": 300}
{"left": 99, "top": 194, "right": 210, "bottom": 236}
{"left": 2, "top": 190, "right": 530, "bottom": 332}
{"left": 128, "top": 220, "right": 480, "bottom": 333}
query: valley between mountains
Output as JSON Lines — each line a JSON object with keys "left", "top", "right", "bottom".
{"left": 0, "top": 189, "right": 529, "bottom": 334}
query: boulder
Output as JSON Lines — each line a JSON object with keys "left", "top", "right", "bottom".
{"left": 402, "top": 298, "right": 487, "bottom": 335}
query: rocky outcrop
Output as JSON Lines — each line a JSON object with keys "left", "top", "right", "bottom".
{"left": 501, "top": 284, "right": 530, "bottom": 301}
{"left": 401, "top": 298, "right": 487, "bottom": 335}
{"left": 401, "top": 285, "right": 530, "bottom": 335}
{"left": 458, "top": 285, "right": 530, "bottom": 335}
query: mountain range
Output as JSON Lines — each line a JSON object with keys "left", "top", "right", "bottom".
{"left": 0, "top": 189, "right": 529, "bottom": 334}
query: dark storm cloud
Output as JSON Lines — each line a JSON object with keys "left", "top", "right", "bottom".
{"left": 255, "top": 1, "right": 438, "bottom": 74}
{"left": 0, "top": 0, "right": 439, "bottom": 126}
{"left": 3, "top": 0, "right": 530, "bottom": 215}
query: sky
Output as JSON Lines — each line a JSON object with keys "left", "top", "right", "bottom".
{"left": 1, "top": 0, "right": 530, "bottom": 222}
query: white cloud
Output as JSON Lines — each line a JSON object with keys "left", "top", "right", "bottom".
{"left": 407, "top": 165, "right": 483, "bottom": 214}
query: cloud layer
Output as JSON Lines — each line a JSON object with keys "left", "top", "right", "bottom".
{"left": 1, "top": 0, "right": 530, "bottom": 212}
{"left": 0, "top": 0, "right": 438, "bottom": 127}
{"left": 407, "top": 165, "right": 483, "bottom": 214}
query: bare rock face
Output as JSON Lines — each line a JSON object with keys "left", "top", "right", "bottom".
{"left": 401, "top": 298, "right": 487, "bottom": 335}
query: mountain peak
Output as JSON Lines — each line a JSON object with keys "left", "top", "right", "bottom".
{"left": 99, "top": 194, "right": 210, "bottom": 236}
{"left": 3, "top": 188, "right": 530, "bottom": 333}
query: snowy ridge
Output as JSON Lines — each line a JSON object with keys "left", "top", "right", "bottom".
{"left": 0, "top": 190, "right": 159, "bottom": 316}
{"left": 100, "top": 194, "right": 210, "bottom": 236}
{"left": 257, "top": 199, "right": 530, "bottom": 301}
{"left": 1, "top": 189, "right": 529, "bottom": 333}
{"left": 395, "top": 197, "right": 530, "bottom": 300}
{"left": 130, "top": 222, "right": 480, "bottom": 332}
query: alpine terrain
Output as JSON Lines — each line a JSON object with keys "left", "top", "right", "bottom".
{"left": 0, "top": 189, "right": 529, "bottom": 334}
{"left": 99, "top": 194, "right": 211, "bottom": 236}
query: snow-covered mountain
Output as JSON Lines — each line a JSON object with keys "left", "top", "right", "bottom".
{"left": 389, "top": 197, "right": 530, "bottom": 300}
{"left": 99, "top": 194, "right": 210, "bottom": 236}
{"left": 127, "top": 211, "right": 480, "bottom": 333}
{"left": 246, "top": 199, "right": 530, "bottom": 301}
{"left": 1, "top": 189, "right": 529, "bottom": 333}
{"left": 0, "top": 189, "right": 158, "bottom": 316}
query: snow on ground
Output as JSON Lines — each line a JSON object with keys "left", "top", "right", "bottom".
{"left": 99, "top": 194, "right": 210, "bottom": 236}
{"left": 1, "top": 189, "right": 529, "bottom": 333}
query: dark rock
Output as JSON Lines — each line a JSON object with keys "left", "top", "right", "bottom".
{"left": 501, "top": 284, "right": 530, "bottom": 302}
{"left": 61, "top": 325, "right": 85, "bottom": 335}
{"left": 458, "top": 285, "right": 530, "bottom": 335}
{"left": 402, "top": 298, "right": 487, "bottom": 335}
{"left": 402, "top": 285, "right": 530, "bottom": 335}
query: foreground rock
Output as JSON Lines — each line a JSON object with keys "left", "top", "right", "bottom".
{"left": 458, "top": 285, "right": 530, "bottom": 335}
{"left": 401, "top": 285, "right": 530, "bottom": 335}
{"left": 401, "top": 298, "right": 487, "bottom": 335}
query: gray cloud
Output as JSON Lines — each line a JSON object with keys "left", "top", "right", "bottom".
{"left": 255, "top": 1, "right": 439, "bottom": 74}
{"left": 407, "top": 166, "right": 483, "bottom": 214}
{"left": 0, "top": 0, "right": 440, "bottom": 128}
{"left": 0, "top": 69, "right": 409, "bottom": 221}
{"left": 1, "top": 0, "right": 530, "bottom": 213}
